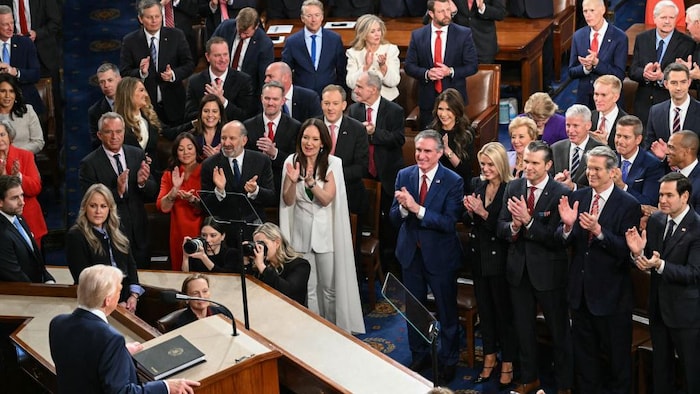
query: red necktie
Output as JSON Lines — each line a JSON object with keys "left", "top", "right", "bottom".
{"left": 267, "top": 121, "right": 275, "bottom": 142}
{"left": 599, "top": 115, "right": 606, "bottom": 134}
{"left": 214, "top": 77, "right": 222, "bottom": 87}
{"left": 329, "top": 124, "right": 337, "bottom": 155}
{"left": 17, "top": 0, "right": 28, "bottom": 35}
{"left": 419, "top": 174, "right": 428, "bottom": 205}
{"left": 434, "top": 30, "right": 443, "bottom": 93}
{"left": 673, "top": 107, "right": 681, "bottom": 133}
{"left": 367, "top": 106, "right": 377, "bottom": 177}
{"left": 164, "top": 1, "right": 175, "bottom": 28}
{"left": 527, "top": 186, "right": 536, "bottom": 214}
{"left": 467, "top": 0, "right": 474, "bottom": 9}
{"left": 231, "top": 37, "right": 243, "bottom": 70}
{"left": 220, "top": 0, "right": 229, "bottom": 20}
{"left": 588, "top": 194, "right": 600, "bottom": 242}
{"left": 590, "top": 31, "right": 599, "bottom": 53}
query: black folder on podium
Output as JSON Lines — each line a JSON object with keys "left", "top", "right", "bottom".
{"left": 133, "top": 335, "right": 205, "bottom": 380}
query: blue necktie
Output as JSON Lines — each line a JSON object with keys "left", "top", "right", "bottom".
{"left": 621, "top": 160, "right": 631, "bottom": 183}
{"left": 571, "top": 147, "right": 581, "bottom": 175}
{"left": 656, "top": 39, "right": 665, "bottom": 63}
{"left": 13, "top": 217, "right": 33, "bottom": 250}
{"left": 310, "top": 34, "right": 317, "bottom": 69}
{"left": 2, "top": 43, "right": 9, "bottom": 64}
{"left": 232, "top": 158, "right": 241, "bottom": 186}
{"left": 150, "top": 36, "right": 157, "bottom": 71}
{"left": 282, "top": 102, "right": 290, "bottom": 115}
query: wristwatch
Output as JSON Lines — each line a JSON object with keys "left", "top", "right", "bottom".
{"left": 447, "top": 152, "right": 454, "bottom": 159}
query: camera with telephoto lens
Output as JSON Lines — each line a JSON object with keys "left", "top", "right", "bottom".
{"left": 242, "top": 240, "right": 267, "bottom": 257}
{"left": 183, "top": 237, "right": 206, "bottom": 254}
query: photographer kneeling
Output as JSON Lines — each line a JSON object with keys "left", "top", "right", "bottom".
{"left": 244, "top": 223, "right": 311, "bottom": 307}
{"left": 182, "top": 217, "right": 241, "bottom": 272}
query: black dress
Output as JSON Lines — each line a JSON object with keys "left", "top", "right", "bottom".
{"left": 439, "top": 128, "right": 474, "bottom": 194}
{"left": 187, "top": 246, "right": 242, "bottom": 273}
{"left": 253, "top": 257, "right": 311, "bottom": 307}
{"left": 172, "top": 305, "right": 233, "bottom": 330}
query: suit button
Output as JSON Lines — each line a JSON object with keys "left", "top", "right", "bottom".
{"left": 491, "top": 237, "right": 495, "bottom": 241}
{"left": 491, "top": 251, "right": 496, "bottom": 255}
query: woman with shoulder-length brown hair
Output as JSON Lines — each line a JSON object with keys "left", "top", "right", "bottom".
{"left": 114, "top": 76, "right": 161, "bottom": 171}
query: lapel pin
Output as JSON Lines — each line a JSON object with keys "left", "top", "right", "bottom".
{"left": 435, "top": 179, "right": 441, "bottom": 184}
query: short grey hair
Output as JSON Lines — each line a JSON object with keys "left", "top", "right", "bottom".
{"left": 0, "top": 119, "right": 16, "bottom": 141}
{"left": 138, "top": 0, "right": 162, "bottom": 16}
{"left": 415, "top": 129, "right": 444, "bottom": 152}
{"left": 77, "top": 265, "right": 124, "bottom": 310}
{"left": 585, "top": 145, "right": 618, "bottom": 170}
{"left": 0, "top": 5, "right": 12, "bottom": 16}
{"left": 364, "top": 71, "right": 382, "bottom": 90}
{"left": 688, "top": 4, "right": 700, "bottom": 23}
{"left": 96, "top": 63, "right": 120, "bottom": 76}
{"left": 654, "top": 0, "right": 678, "bottom": 18}
{"left": 565, "top": 104, "right": 592, "bottom": 122}
{"left": 98, "top": 112, "right": 125, "bottom": 132}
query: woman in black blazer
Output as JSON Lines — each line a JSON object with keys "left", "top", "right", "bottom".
{"left": 463, "top": 142, "right": 517, "bottom": 389}
{"left": 65, "top": 184, "right": 142, "bottom": 312}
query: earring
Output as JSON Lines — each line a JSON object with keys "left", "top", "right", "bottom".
{"left": 320, "top": 146, "right": 324, "bottom": 152}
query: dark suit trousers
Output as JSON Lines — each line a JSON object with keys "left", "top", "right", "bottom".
{"left": 571, "top": 303, "right": 632, "bottom": 393}
{"left": 473, "top": 272, "right": 516, "bottom": 361}
{"left": 651, "top": 315, "right": 700, "bottom": 394}
{"left": 403, "top": 248, "right": 459, "bottom": 366}
{"left": 510, "top": 272, "right": 573, "bottom": 388}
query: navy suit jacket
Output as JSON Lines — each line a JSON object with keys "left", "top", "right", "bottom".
{"left": 390, "top": 164, "right": 464, "bottom": 274}
{"left": 618, "top": 150, "right": 664, "bottom": 206}
{"left": 645, "top": 210, "right": 700, "bottom": 328}
{"left": 120, "top": 27, "right": 195, "bottom": 124}
{"left": 0, "top": 0, "right": 61, "bottom": 73}
{"left": 590, "top": 107, "right": 627, "bottom": 149}
{"left": 645, "top": 98, "right": 700, "bottom": 148}
{"left": 184, "top": 67, "right": 254, "bottom": 122}
{"left": 0, "top": 214, "right": 53, "bottom": 283}
{"left": 568, "top": 24, "right": 628, "bottom": 106}
{"left": 451, "top": 0, "right": 506, "bottom": 64}
{"left": 88, "top": 97, "right": 111, "bottom": 148}
{"left": 404, "top": 23, "right": 478, "bottom": 113}
{"left": 558, "top": 186, "right": 641, "bottom": 316}
{"left": 199, "top": 0, "right": 257, "bottom": 38}
{"left": 688, "top": 164, "right": 700, "bottom": 214}
{"left": 290, "top": 85, "right": 322, "bottom": 123}
{"left": 212, "top": 21, "right": 274, "bottom": 97}
{"left": 379, "top": 0, "right": 426, "bottom": 17}
{"left": 8, "top": 34, "right": 42, "bottom": 114}
{"left": 49, "top": 309, "right": 168, "bottom": 394}
{"left": 281, "top": 28, "right": 347, "bottom": 96}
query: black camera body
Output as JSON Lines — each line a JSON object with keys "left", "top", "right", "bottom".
{"left": 242, "top": 240, "right": 267, "bottom": 257}
{"left": 183, "top": 237, "right": 206, "bottom": 254}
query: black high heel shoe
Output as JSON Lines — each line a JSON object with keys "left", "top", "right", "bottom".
{"left": 499, "top": 369, "right": 514, "bottom": 391}
{"left": 472, "top": 361, "right": 498, "bottom": 384}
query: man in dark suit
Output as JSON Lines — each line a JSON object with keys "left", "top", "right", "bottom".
{"left": 328, "top": 0, "right": 375, "bottom": 17}
{"left": 568, "top": 0, "right": 627, "bottom": 109}
{"left": 404, "top": 0, "right": 478, "bottom": 128}
{"left": 680, "top": 4, "right": 700, "bottom": 88}
{"left": 212, "top": 7, "right": 273, "bottom": 99}
{"left": 626, "top": 172, "right": 700, "bottom": 394}
{"left": 646, "top": 63, "right": 700, "bottom": 157}
{"left": 664, "top": 130, "right": 700, "bottom": 213}
{"left": 0, "top": 175, "right": 53, "bottom": 283}
{"left": 451, "top": 0, "right": 506, "bottom": 64}
{"left": 380, "top": 0, "right": 426, "bottom": 17}
{"left": 496, "top": 141, "right": 573, "bottom": 394}
{"left": 390, "top": 130, "right": 464, "bottom": 386}
{"left": 629, "top": 1, "right": 694, "bottom": 126}
{"left": 244, "top": 81, "right": 301, "bottom": 198}
{"left": 0, "top": 6, "right": 42, "bottom": 114}
{"left": 200, "top": 0, "right": 257, "bottom": 39}
{"left": 79, "top": 113, "right": 158, "bottom": 268}
{"left": 320, "top": 84, "right": 368, "bottom": 215}
{"left": 159, "top": 0, "right": 199, "bottom": 62}
{"left": 613, "top": 115, "right": 664, "bottom": 206}
{"left": 348, "top": 71, "right": 405, "bottom": 210}
{"left": 88, "top": 63, "right": 121, "bottom": 148}
{"left": 264, "top": 61, "right": 322, "bottom": 123}
{"left": 281, "top": 0, "right": 347, "bottom": 96}
{"left": 201, "top": 120, "right": 275, "bottom": 223}
{"left": 119, "top": 0, "right": 194, "bottom": 126}
{"left": 558, "top": 146, "right": 641, "bottom": 393}
{"left": 552, "top": 104, "right": 605, "bottom": 190}
{"left": 49, "top": 265, "right": 200, "bottom": 394}
{"left": 184, "top": 36, "right": 254, "bottom": 123}
{"left": 266, "top": 0, "right": 303, "bottom": 19}
{"left": 589, "top": 75, "right": 627, "bottom": 149}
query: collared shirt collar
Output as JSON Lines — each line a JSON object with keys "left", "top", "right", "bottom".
{"left": 621, "top": 146, "right": 640, "bottom": 163}
{"left": 208, "top": 66, "right": 229, "bottom": 82}
{"left": 527, "top": 174, "right": 549, "bottom": 190}
{"left": 593, "top": 181, "right": 615, "bottom": 204}
{"left": 670, "top": 204, "right": 691, "bottom": 224}
{"left": 421, "top": 163, "right": 439, "bottom": 184}
{"left": 78, "top": 306, "right": 109, "bottom": 323}
{"left": 680, "top": 159, "right": 699, "bottom": 177}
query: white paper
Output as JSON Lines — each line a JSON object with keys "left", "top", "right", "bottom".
{"left": 324, "top": 21, "right": 356, "bottom": 29}
{"left": 267, "top": 25, "right": 293, "bottom": 34}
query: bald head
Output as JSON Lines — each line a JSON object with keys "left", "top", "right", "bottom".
{"left": 264, "top": 61, "right": 292, "bottom": 91}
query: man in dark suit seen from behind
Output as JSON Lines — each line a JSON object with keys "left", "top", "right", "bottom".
{"left": 390, "top": 130, "right": 464, "bottom": 386}
{"left": 647, "top": 62, "right": 700, "bottom": 158}
{"left": 119, "top": 0, "right": 194, "bottom": 126}
{"left": 88, "top": 63, "right": 121, "bottom": 148}
{"left": 557, "top": 146, "right": 641, "bottom": 393}
{"left": 450, "top": 0, "right": 506, "bottom": 64}
{"left": 49, "top": 265, "right": 200, "bottom": 394}
{"left": 201, "top": 120, "right": 275, "bottom": 223}
{"left": 184, "top": 36, "right": 254, "bottom": 124}
{"left": 629, "top": 1, "right": 695, "bottom": 127}
{"left": 244, "top": 81, "right": 301, "bottom": 199}
{"left": 79, "top": 112, "right": 158, "bottom": 268}
{"left": 0, "top": 174, "right": 54, "bottom": 283}
{"left": 266, "top": 0, "right": 303, "bottom": 19}
{"left": 626, "top": 172, "right": 700, "bottom": 394}
{"left": 496, "top": 141, "right": 573, "bottom": 394}
{"left": 161, "top": 0, "right": 199, "bottom": 62}
{"left": 589, "top": 75, "right": 627, "bottom": 149}
{"left": 320, "top": 84, "right": 368, "bottom": 215}
{"left": 212, "top": 7, "right": 273, "bottom": 100}
{"left": 404, "top": 0, "right": 478, "bottom": 129}
{"left": 662, "top": 130, "right": 700, "bottom": 213}
{"left": 613, "top": 115, "right": 664, "bottom": 207}
{"left": 264, "top": 61, "right": 322, "bottom": 124}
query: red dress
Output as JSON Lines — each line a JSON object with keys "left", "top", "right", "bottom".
{"left": 5, "top": 145, "right": 47, "bottom": 246}
{"left": 156, "top": 164, "right": 203, "bottom": 270}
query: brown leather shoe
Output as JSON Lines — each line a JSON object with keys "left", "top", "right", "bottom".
{"left": 509, "top": 379, "right": 541, "bottom": 394}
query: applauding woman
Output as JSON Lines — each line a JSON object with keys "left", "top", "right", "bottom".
{"left": 0, "top": 74, "right": 43, "bottom": 153}
{"left": 280, "top": 118, "right": 364, "bottom": 333}
{"left": 65, "top": 184, "right": 143, "bottom": 312}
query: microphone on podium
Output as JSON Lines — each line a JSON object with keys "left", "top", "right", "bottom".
{"left": 160, "top": 290, "right": 238, "bottom": 336}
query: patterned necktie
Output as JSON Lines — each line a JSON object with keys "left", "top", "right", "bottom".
{"left": 664, "top": 219, "right": 676, "bottom": 242}
{"left": 590, "top": 31, "right": 599, "bottom": 53}
{"left": 17, "top": 0, "right": 28, "bottom": 35}
{"left": 310, "top": 35, "right": 318, "bottom": 69}
{"left": 599, "top": 115, "right": 606, "bottom": 134}
{"left": 329, "top": 124, "right": 337, "bottom": 155}
{"left": 419, "top": 174, "right": 428, "bottom": 205}
{"left": 367, "top": 106, "right": 377, "bottom": 177}
{"left": 588, "top": 194, "right": 600, "bottom": 242}
{"left": 434, "top": 30, "right": 443, "bottom": 93}
{"left": 2, "top": 43, "right": 9, "bottom": 64}
{"left": 113, "top": 153, "right": 124, "bottom": 174}
{"left": 673, "top": 107, "right": 681, "bottom": 133}
{"left": 267, "top": 121, "right": 275, "bottom": 141}
{"left": 232, "top": 158, "right": 241, "bottom": 186}
{"left": 231, "top": 37, "right": 243, "bottom": 70}
{"left": 571, "top": 147, "right": 581, "bottom": 175}
{"left": 164, "top": 1, "right": 175, "bottom": 28}
{"left": 150, "top": 36, "right": 157, "bottom": 70}
{"left": 527, "top": 186, "right": 536, "bottom": 215}
{"left": 13, "top": 217, "right": 33, "bottom": 250}
{"left": 621, "top": 160, "right": 631, "bottom": 182}
{"left": 656, "top": 39, "right": 665, "bottom": 63}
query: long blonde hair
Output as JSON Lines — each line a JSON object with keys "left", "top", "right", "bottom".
{"left": 478, "top": 142, "right": 513, "bottom": 183}
{"left": 76, "top": 184, "right": 131, "bottom": 256}
{"left": 349, "top": 14, "right": 388, "bottom": 50}
{"left": 253, "top": 222, "right": 302, "bottom": 269}
{"left": 114, "top": 77, "right": 161, "bottom": 141}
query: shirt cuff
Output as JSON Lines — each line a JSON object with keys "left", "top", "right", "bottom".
{"left": 215, "top": 187, "right": 226, "bottom": 201}
{"left": 656, "top": 259, "right": 665, "bottom": 274}
{"left": 399, "top": 205, "right": 408, "bottom": 218}
{"left": 130, "top": 284, "right": 145, "bottom": 297}
{"left": 247, "top": 185, "right": 260, "bottom": 199}
{"left": 417, "top": 206, "right": 426, "bottom": 220}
